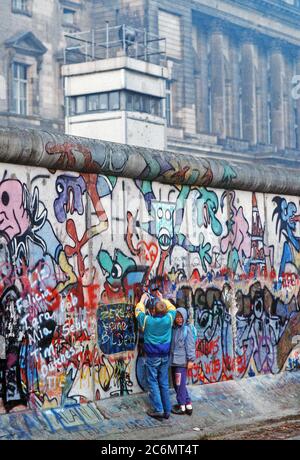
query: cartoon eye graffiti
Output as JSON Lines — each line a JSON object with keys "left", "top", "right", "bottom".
{"left": 165, "top": 209, "right": 172, "bottom": 221}
{"left": 56, "top": 183, "right": 64, "bottom": 194}
{"left": 111, "top": 263, "right": 123, "bottom": 279}
{"left": 157, "top": 208, "right": 163, "bottom": 219}
{"left": 1, "top": 191, "right": 9, "bottom": 206}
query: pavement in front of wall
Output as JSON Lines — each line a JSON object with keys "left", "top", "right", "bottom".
{"left": 0, "top": 371, "right": 300, "bottom": 441}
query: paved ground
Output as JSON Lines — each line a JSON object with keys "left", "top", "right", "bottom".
{"left": 0, "top": 371, "right": 300, "bottom": 440}
{"left": 207, "top": 415, "right": 300, "bottom": 440}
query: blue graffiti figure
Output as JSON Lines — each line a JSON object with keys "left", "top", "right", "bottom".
{"left": 54, "top": 174, "right": 117, "bottom": 223}
{"left": 272, "top": 197, "right": 300, "bottom": 276}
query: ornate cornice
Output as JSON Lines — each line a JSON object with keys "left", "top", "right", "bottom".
{"left": 191, "top": 0, "right": 300, "bottom": 45}
{"left": 225, "top": 0, "right": 300, "bottom": 28}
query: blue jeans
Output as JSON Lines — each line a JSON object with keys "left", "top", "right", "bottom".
{"left": 146, "top": 356, "right": 171, "bottom": 415}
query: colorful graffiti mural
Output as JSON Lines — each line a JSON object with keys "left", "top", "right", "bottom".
{"left": 0, "top": 164, "right": 300, "bottom": 415}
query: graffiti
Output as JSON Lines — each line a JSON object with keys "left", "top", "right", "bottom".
{"left": 97, "top": 304, "right": 137, "bottom": 355}
{"left": 97, "top": 248, "right": 146, "bottom": 303}
{"left": 221, "top": 191, "right": 251, "bottom": 275}
{"left": 54, "top": 175, "right": 87, "bottom": 223}
{"left": 63, "top": 174, "right": 114, "bottom": 278}
{"left": 0, "top": 163, "right": 299, "bottom": 414}
{"left": 45, "top": 142, "right": 99, "bottom": 171}
{"left": 95, "top": 353, "right": 134, "bottom": 397}
{"left": 235, "top": 282, "right": 300, "bottom": 377}
{"left": 191, "top": 286, "right": 234, "bottom": 384}
{"left": 127, "top": 183, "right": 222, "bottom": 275}
{"left": 221, "top": 162, "right": 237, "bottom": 184}
{"left": 273, "top": 196, "right": 300, "bottom": 277}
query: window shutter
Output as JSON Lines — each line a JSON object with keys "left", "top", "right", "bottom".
{"left": 158, "top": 10, "right": 182, "bottom": 59}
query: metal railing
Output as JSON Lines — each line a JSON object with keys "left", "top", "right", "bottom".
{"left": 64, "top": 24, "right": 167, "bottom": 66}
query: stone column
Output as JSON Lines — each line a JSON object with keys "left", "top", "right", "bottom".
{"left": 229, "top": 35, "right": 241, "bottom": 139}
{"left": 284, "top": 50, "right": 295, "bottom": 149}
{"left": 194, "top": 26, "right": 209, "bottom": 133}
{"left": 295, "top": 48, "right": 300, "bottom": 150}
{"left": 210, "top": 19, "right": 226, "bottom": 139}
{"left": 270, "top": 40, "right": 285, "bottom": 151}
{"left": 256, "top": 43, "right": 268, "bottom": 145}
{"left": 241, "top": 32, "right": 257, "bottom": 145}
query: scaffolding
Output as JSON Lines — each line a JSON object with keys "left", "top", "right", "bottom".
{"left": 64, "top": 24, "right": 167, "bottom": 66}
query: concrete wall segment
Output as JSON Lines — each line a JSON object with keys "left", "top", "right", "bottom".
{"left": 0, "top": 126, "right": 299, "bottom": 195}
{"left": 0, "top": 126, "right": 299, "bottom": 415}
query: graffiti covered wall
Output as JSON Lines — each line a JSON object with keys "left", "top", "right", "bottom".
{"left": 0, "top": 158, "right": 300, "bottom": 413}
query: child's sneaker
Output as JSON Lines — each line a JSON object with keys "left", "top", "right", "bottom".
{"left": 171, "top": 404, "right": 186, "bottom": 415}
{"left": 186, "top": 404, "right": 193, "bottom": 415}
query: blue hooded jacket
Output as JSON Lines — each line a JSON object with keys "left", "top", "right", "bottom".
{"left": 170, "top": 307, "right": 196, "bottom": 367}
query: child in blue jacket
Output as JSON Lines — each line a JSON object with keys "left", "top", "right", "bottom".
{"left": 135, "top": 291, "right": 176, "bottom": 420}
{"left": 170, "top": 307, "right": 196, "bottom": 415}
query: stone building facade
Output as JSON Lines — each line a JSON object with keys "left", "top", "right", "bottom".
{"left": 89, "top": 0, "right": 300, "bottom": 163}
{"left": 1, "top": 0, "right": 300, "bottom": 163}
{"left": 0, "top": 0, "right": 92, "bottom": 131}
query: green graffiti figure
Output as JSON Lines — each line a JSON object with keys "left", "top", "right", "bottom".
{"left": 97, "top": 248, "right": 137, "bottom": 299}
{"left": 127, "top": 181, "right": 222, "bottom": 274}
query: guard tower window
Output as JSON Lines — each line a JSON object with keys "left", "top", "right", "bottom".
{"left": 76, "top": 96, "right": 86, "bottom": 114}
{"left": 87, "top": 94, "right": 100, "bottom": 112}
{"left": 68, "top": 91, "right": 162, "bottom": 116}
{"left": 99, "top": 93, "right": 108, "bottom": 111}
{"left": 109, "top": 92, "right": 120, "bottom": 111}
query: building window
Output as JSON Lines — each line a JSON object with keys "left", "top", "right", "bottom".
{"left": 150, "top": 98, "right": 160, "bottom": 116}
{"left": 126, "top": 92, "right": 162, "bottom": 116}
{"left": 99, "top": 93, "right": 108, "bottom": 111}
{"left": 63, "top": 8, "right": 76, "bottom": 25}
{"left": 76, "top": 96, "right": 86, "bottom": 114}
{"left": 12, "top": 0, "right": 27, "bottom": 11}
{"left": 133, "top": 93, "right": 141, "bottom": 112}
{"left": 158, "top": 10, "right": 182, "bottom": 60}
{"left": 68, "top": 91, "right": 162, "bottom": 116}
{"left": 87, "top": 94, "right": 100, "bottom": 112}
{"left": 12, "top": 62, "right": 28, "bottom": 115}
{"left": 127, "top": 93, "right": 133, "bottom": 111}
{"left": 109, "top": 92, "right": 120, "bottom": 111}
{"left": 69, "top": 92, "right": 120, "bottom": 115}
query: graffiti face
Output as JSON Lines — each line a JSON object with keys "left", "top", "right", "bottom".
{"left": 273, "top": 196, "right": 300, "bottom": 276}
{"left": 0, "top": 180, "right": 29, "bottom": 241}
{"left": 196, "top": 189, "right": 222, "bottom": 236}
{"left": 151, "top": 201, "right": 175, "bottom": 251}
{"left": 273, "top": 197, "right": 300, "bottom": 237}
{"left": 284, "top": 202, "right": 298, "bottom": 231}
{"left": 97, "top": 249, "right": 136, "bottom": 292}
{"left": 54, "top": 175, "right": 86, "bottom": 223}
{"left": 253, "top": 292, "right": 264, "bottom": 320}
